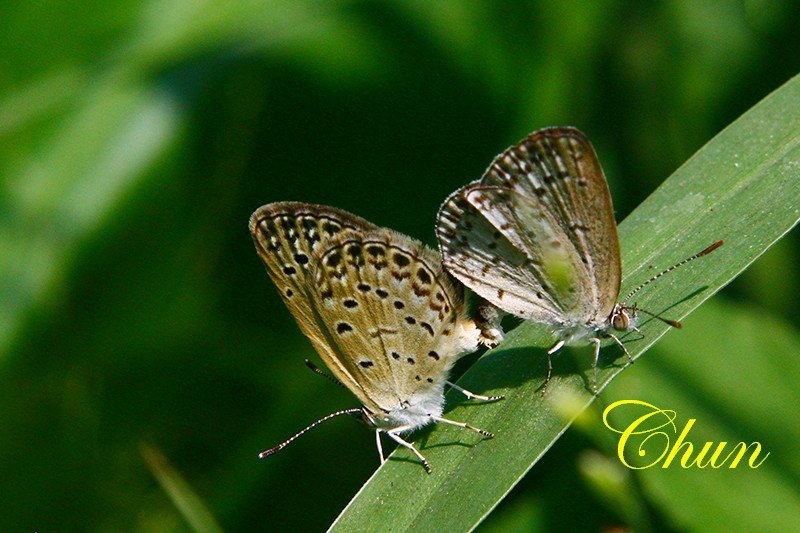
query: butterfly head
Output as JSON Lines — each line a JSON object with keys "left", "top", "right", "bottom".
{"left": 609, "top": 303, "right": 638, "bottom": 332}
{"left": 614, "top": 302, "right": 683, "bottom": 330}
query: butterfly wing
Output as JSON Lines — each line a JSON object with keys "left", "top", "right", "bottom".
{"left": 249, "top": 202, "right": 378, "bottom": 397}
{"left": 312, "top": 229, "right": 478, "bottom": 415}
{"left": 437, "top": 186, "right": 565, "bottom": 324}
{"left": 437, "top": 127, "right": 621, "bottom": 325}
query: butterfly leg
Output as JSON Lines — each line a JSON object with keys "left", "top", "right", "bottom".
{"left": 430, "top": 416, "right": 494, "bottom": 438}
{"left": 608, "top": 333, "right": 634, "bottom": 364}
{"left": 591, "top": 337, "right": 602, "bottom": 393}
{"left": 540, "top": 356, "right": 554, "bottom": 397}
{"left": 375, "top": 430, "right": 385, "bottom": 465}
{"left": 445, "top": 381, "right": 504, "bottom": 402}
{"left": 385, "top": 427, "right": 432, "bottom": 474}
{"left": 541, "top": 340, "right": 565, "bottom": 396}
{"left": 628, "top": 325, "right": 645, "bottom": 345}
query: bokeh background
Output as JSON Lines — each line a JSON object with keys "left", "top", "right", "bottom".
{"left": 2, "top": 1, "right": 799, "bottom": 531}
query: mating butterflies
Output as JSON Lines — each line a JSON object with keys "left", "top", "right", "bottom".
{"left": 250, "top": 202, "right": 498, "bottom": 472}
{"left": 437, "top": 127, "right": 722, "bottom": 391}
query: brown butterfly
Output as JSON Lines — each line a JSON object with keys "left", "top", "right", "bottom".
{"left": 437, "top": 127, "right": 722, "bottom": 393}
{"left": 250, "top": 202, "right": 500, "bottom": 472}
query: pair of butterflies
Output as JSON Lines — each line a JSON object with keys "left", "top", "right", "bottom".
{"left": 250, "top": 127, "right": 721, "bottom": 473}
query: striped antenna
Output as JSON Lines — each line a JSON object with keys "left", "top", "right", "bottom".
{"left": 628, "top": 305, "right": 683, "bottom": 329}
{"left": 624, "top": 240, "right": 724, "bottom": 302}
{"left": 258, "top": 408, "right": 364, "bottom": 459}
{"left": 304, "top": 359, "right": 347, "bottom": 389}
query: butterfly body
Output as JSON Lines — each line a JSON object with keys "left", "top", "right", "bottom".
{"left": 251, "top": 202, "right": 496, "bottom": 472}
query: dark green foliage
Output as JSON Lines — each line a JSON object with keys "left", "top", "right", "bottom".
{"left": 1, "top": 2, "right": 799, "bottom": 531}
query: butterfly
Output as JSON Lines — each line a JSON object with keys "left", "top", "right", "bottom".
{"left": 250, "top": 202, "right": 500, "bottom": 472}
{"left": 436, "top": 127, "right": 722, "bottom": 393}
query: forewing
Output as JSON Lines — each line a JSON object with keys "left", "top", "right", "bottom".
{"left": 437, "top": 186, "right": 565, "bottom": 324}
{"left": 480, "top": 127, "right": 621, "bottom": 321}
{"left": 249, "top": 202, "right": 378, "bottom": 396}
{"left": 312, "top": 229, "right": 477, "bottom": 413}
{"left": 473, "top": 185, "right": 598, "bottom": 316}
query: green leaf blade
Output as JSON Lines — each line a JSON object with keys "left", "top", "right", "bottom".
{"left": 605, "top": 299, "right": 800, "bottom": 532}
{"left": 329, "top": 73, "right": 800, "bottom": 532}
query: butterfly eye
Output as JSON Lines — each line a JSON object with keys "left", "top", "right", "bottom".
{"left": 612, "top": 310, "right": 630, "bottom": 331}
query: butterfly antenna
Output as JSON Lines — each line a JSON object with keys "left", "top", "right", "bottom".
{"left": 258, "top": 408, "right": 364, "bottom": 458}
{"left": 623, "top": 241, "right": 724, "bottom": 302}
{"left": 304, "top": 359, "right": 347, "bottom": 389}
{"left": 628, "top": 305, "right": 683, "bottom": 329}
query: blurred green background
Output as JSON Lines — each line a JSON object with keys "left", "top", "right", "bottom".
{"left": 2, "top": 1, "right": 799, "bottom": 531}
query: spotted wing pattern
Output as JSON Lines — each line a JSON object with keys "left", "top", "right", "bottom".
{"left": 437, "top": 127, "right": 621, "bottom": 326}
{"left": 312, "top": 229, "right": 477, "bottom": 414}
{"left": 250, "top": 203, "right": 478, "bottom": 416}
{"left": 249, "top": 202, "right": 377, "bottom": 395}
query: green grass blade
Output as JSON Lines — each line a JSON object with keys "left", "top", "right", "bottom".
{"left": 329, "top": 73, "right": 800, "bottom": 532}
{"left": 142, "top": 444, "right": 225, "bottom": 533}
{"left": 603, "top": 299, "right": 800, "bottom": 532}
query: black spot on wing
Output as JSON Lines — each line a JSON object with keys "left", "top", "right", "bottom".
{"left": 393, "top": 253, "right": 410, "bottom": 267}
{"left": 322, "top": 221, "right": 340, "bottom": 235}
{"left": 366, "top": 245, "right": 385, "bottom": 257}
{"left": 416, "top": 268, "right": 432, "bottom": 285}
{"left": 326, "top": 252, "right": 342, "bottom": 267}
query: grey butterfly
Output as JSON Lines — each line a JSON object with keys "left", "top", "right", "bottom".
{"left": 250, "top": 202, "right": 500, "bottom": 473}
{"left": 437, "top": 127, "right": 722, "bottom": 392}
